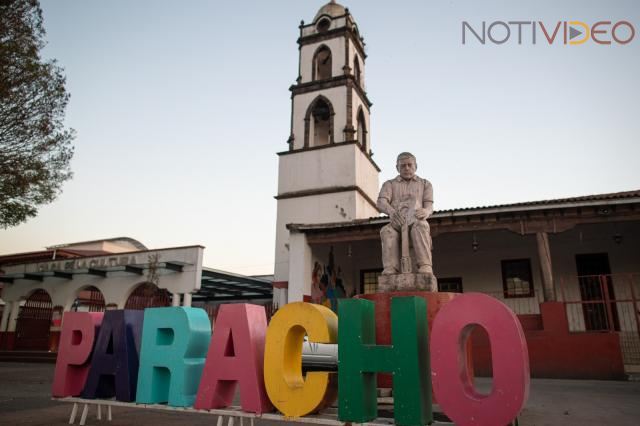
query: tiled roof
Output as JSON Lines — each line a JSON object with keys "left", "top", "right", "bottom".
{"left": 46, "top": 237, "right": 147, "bottom": 251}
{"left": 288, "top": 189, "right": 640, "bottom": 231}
{"left": 436, "top": 190, "right": 640, "bottom": 214}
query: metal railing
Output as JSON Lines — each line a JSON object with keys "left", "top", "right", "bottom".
{"left": 559, "top": 273, "right": 640, "bottom": 365}
{"left": 481, "top": 290, "right": 544, "bottom": 315}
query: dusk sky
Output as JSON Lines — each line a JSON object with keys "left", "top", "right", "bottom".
{"left": 1, "top": 0, "right": 638, "bottom": 275}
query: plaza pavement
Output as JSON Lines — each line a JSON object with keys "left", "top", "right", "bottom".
{"left": 0, "top": 362, "right": 638, "bottom": 425}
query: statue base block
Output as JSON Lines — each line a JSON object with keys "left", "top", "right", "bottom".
{"left": 378, "top": 272, "right": 437, "bottom": 292}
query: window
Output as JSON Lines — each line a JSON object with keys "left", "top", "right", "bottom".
{"left": 313, "top": 46, "right": 332, "bottom": 80}
{"left": 438, "top": 277, "right": 463, "bottom": 293}
{"left": 360, "top": 269, "right": 382, "bottom": 294}
{"left": 311, "top": 98, "right": 331, "bottom": 146}
{"left": 317, "top": 18, "right": 331, "bottom": 33}
{"left": 304, "top": 96, "right": 334, "bottom": 147}
{"left": 354, "top": 56, "right": 361, "bottom": 85}
{"left": 356, "top": 108, "right": 367, "bottom": 149}
{"left": 501, "top": 259, "right": 534, "bottom": 298}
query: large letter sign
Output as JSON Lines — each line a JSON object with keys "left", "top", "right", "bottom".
{"left": 136, "top": 307, "right": 211, "bottom": 407}
{"left": 51, "top": 294, "right": 529, "bottom": 425}
{"left": 82, "top": 310, "right": 144, "bottom": 401}
{"left": 52, "top": 312, "right": 103, "bottom": 397}
{"left": 263, "top": 302, "right": 338, "bottom": 417}
{"left": 431, "top": 293, "right": 530, "bottom": 426}
{"left": 194, "top": 304, "right": 272, "bottom": 413}
{"left": 338, "top": 297, "right": 432, "bottom": 426}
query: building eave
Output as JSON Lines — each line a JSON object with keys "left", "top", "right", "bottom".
{"left": 287, "top": 190, "right": 640, "bottom": 233}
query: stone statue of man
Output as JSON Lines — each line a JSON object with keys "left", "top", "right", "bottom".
{"left": 377, "top": 152, "right": 434, "bottom": 276}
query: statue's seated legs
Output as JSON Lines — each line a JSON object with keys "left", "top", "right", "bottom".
{"left": 411, "top": 220, "right": 433, "bottom": 274}
{"left": 380, "top": 221, "right": 433, "bottom": 275}
{"left": 380, "top": 224, "right": 400, "bottom": 274}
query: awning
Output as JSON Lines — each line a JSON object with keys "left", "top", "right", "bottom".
{"left": 194, "top": 268, "right": 272, "bottom": 302}
{"left": 0, "top": 261, "right": 188, "bottom": 283}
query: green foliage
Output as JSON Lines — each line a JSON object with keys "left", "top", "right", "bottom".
{"left": 0, "top": 0, "right": 75, "bottom": 228}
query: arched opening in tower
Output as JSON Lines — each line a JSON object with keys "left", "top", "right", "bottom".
{"left": 312, "top": 99, "right": 332, "bottom": 146}
{"left": 357, "top": 108, "right": 367, "bottom": 150}
{"left": 354, "top": 56, "right": 361, "bottom": 86}
{"left": 314, "top": 46, "right": 332, "bottom": 80}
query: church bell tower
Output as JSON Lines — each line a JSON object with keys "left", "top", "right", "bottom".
{"left": 274, "top": 1, "right": 380, "bottom": 303}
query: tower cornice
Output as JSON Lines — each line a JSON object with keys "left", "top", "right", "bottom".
{"left": 290, "top": 75, "right": 372, "bottom": 109}
{"left": 298, "top": 26, "right": 366, "bottom": 60}
{"left": 274, "top": 185, "right": 378, "bottom": 212}
{"left": 276, "top": 141, "right": 381, "bottom": 172}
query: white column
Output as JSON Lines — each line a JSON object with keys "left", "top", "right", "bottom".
{"left": 536, "top": 231, "right": 556, "bottom": 302}
{"left": 172, "top": 293, "right": 180, "bottom": 307}
{"left": 288, "top": 231, "right": 312, "bottom": 303}
{"left": 272, "top": 287, "right": 289, "bottom": 310}
{"left": 272, "top": 288, "right": 281, "bottom": 309}
{"left": 0, "top": 302, "right": 11, "bottom": 332}
{"left": 7, "top": 301, "right": 22, "bottom": 332}
{"left": 271, "top": 288, "right": 284, "bottom": 309}
{"left": 279, "top": 287, "right": 288, "bottom": 308}
{"left": 183, "top": 293, "right": 192, "bottom": 307}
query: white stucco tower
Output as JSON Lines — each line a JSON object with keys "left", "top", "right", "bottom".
{"left": 273, "top": 1, "right": 380, "bottom": 305}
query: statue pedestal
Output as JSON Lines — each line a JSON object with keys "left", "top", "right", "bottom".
{"left": 378, "top": 272, "right": 438, "bottom": 292}
{"left": 355, "top": 291, "right": 468, "bottom": 393}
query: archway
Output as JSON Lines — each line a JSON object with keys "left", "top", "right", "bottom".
{"left": 125, "top": 283, "right": 172, "bottom": 310}
{"left": 14, "top": 289, "right": 52, "bottom": 351}
{"left": 357, "top": 107, "right": 367, "bottom": 150}
{"left": 72, "top": 286, "right": 105, "bottom": 312}
{"left": 354, "top": 55, "right": 362, "bottom": 86}
{"left": 305, "top": 96, "right": 334, "bottom": 147}
{"left": 313, "top": 45, "right": 332, "bottom": 80}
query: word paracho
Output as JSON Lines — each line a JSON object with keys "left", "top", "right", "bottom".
{"left": 52, "top": 294, "right": 529, "bottom": 426}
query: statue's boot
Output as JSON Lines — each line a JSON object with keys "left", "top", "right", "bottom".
{"left": 417, "top": 265, "right": 433, "bottom": 274}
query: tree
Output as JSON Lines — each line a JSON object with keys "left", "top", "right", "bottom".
{"left": 0, "top": 0, "right": 75, "bottom": 228}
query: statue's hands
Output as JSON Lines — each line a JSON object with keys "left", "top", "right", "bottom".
{"left": 415, "top": 208, "right": 429, "bottom": 220}
{"left": 391, "top": 210, "right": 406, "bottom": 230}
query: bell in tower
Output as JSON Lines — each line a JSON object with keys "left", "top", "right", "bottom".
{"left": 273, "top": 2, "right": 380, "bottom": 304}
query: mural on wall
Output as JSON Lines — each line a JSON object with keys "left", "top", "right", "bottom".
{"left": 311, "top": 247, "right": 347, "bottom": 312}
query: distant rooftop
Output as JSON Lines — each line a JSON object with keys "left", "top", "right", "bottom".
{"left": 0, "top": 237, "right": 148, "bottom": 267}
{"left": 46, "top": 237, "right": 147, "bottom": 251}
